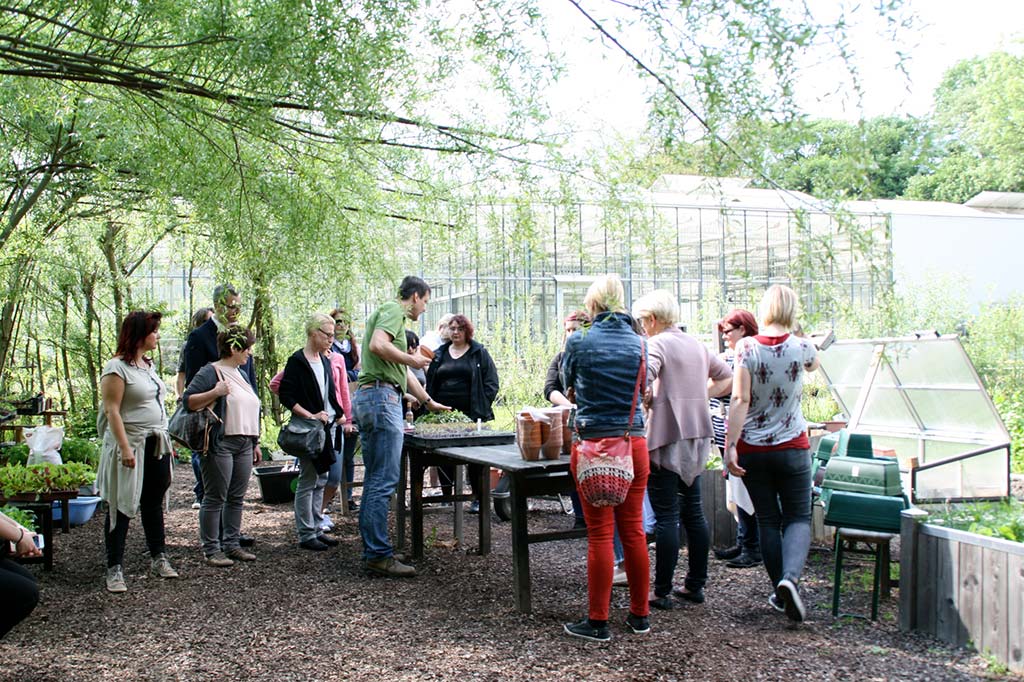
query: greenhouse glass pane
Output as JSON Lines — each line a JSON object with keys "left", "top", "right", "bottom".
{"left": 819, "top": 343, "right": 875, "bottom": 387}
{"left": 913, "top": 447, "right": 1009, "bottom": 501}
{"left": 859, "top": 387, "right": 917, "bottom": 429}
{"left": 889, "top": 340, "right": 976, "bottom": 386}
{"left": 904, "top": 389, "right": 1005, "bottom": 438}
{"left": 835, "top": 388, "right": 860, "bottom": 417}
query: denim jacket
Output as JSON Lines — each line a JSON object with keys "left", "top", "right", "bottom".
{"left": 562, "top": 311, "right": 646, "bottom": 440}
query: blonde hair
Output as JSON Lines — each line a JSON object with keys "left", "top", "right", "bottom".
{"left": 758, "top": 284, "right": 798, "bottom": 330}
{"left": 305, "top": 313, "right": 334, "bottom": 337}
{"left": 631, "top": 289, "right": 679, "bottom": 326}
{"left": 583, "top": 275, "right": 626, "bottom": 316}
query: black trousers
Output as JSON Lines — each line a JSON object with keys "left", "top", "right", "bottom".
{"left": 104, "top": 436, "right": 172, "bottom": 567}
{"left": 438, "top": 464, "right": 484, "bottom": 500}
{"left": 0, "top": 557, "right": 38, "bottom": 639}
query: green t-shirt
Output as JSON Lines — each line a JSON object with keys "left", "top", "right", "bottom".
{"left": 358, "top": 300, "right": 409, "bottom": 392}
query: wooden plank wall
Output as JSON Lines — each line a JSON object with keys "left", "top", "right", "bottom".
{"left": 910, "top": 524, "right": 1024, "bottom": 675}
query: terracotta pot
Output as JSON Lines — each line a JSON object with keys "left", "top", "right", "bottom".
{"left": 558, "top": 407, "right": 572, "bottom": 454}
{"left": 541, "top": 418, "right": 562, "bottom": 460}
{"left": 516, "top": 414, "right": 542, "bottom": 461}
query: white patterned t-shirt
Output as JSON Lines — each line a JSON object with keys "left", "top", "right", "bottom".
{"left": 735, "top": 334, "right": 817, "bottom": 447}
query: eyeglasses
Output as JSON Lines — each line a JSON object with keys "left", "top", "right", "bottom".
{"left": 224, "top": 304, "right": 242, "bottom": 312}
{"left": 721, "top": 326, "right": 739, "bottom": 334}
{"left": 317, "top": 328, "right": 334, "bottom": 338}
{"left": 449, "top": 325, "right": 465, "bottom": 332}
{"left": 333, "top": 319, "right": 347, "bottom": 326}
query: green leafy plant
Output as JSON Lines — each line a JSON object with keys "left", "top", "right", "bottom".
{"left": 65, "top": 407, "right": 99, "bottom": 439}
{"left": 0, "top": 504, "right": 37, "bottom": 531}
{"left": 0, "top": 463, "right": 97, "bottom": 498}
{"left": 928, "top": 499, "right": 1023, "bottom": 544}
{"left": 0, "top": 443, "right": 29, "bottom": 466}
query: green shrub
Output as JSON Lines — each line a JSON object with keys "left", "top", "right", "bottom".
{"left": 65, "top": 407, "right": 99, "bottom": 439}
{"left": 60, "top": 437, "right": 100, "bottom": 468}
{"left": 0, "top": 443, "right": 29, "bottom": 466}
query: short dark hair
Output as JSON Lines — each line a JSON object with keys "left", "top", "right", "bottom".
{"left": 449, "top": 314, "right": 474, "bottom": 342}
{"left": 116, "top": 311, "right": 162, "bottom": 363}
{"left": 398, "top": 276, "right": 430, "bottom": 300}
{"left": 405, "top": 329, "right": 420, "bottom": 350}
{"left": 190, "top": 307, "right": 213, "bottom": 330}
{"left": 213, "top": 283, "right": 239, "bottom": 307}
{"left": 217, "top": 325, "right": 256, "bottom": 358}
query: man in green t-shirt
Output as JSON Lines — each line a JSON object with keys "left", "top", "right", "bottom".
{"left": 353, "top": 275, "right": 450, "bottom": 577}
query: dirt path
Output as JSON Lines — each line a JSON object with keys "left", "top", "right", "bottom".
{"left": 1, "top": 471, "right": 1015, "bottom": 681}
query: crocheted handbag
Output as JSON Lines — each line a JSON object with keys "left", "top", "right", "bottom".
{"left": 575, "top": 343, "right": 645, "bottom": 507}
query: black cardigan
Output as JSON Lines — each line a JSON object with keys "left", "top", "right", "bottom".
{"left": 426, "top": 340, "right": 499, "bottom": 422}
{"left": 278, "top": 349, "right": 344, "bottom": 418}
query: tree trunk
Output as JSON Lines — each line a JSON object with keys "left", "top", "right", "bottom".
{"left": 101, "top": 220, "right": 125, "bottom": 332}
{"left": 61, "top": 290, "right": 76, "bottom": 413}
{"left": 81, "top": 273, "right": 99, "bottom": 411}
{"left": 249, "top": 273, "right": 281, "bottom": 424}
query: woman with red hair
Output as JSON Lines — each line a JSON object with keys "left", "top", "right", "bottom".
{"left": 710, "top": 308, "right": 762, "bottom": 569}
{"left": 97, "top": 311, "right": 178, "bottom": 593}
{"left": 426, "top": 314, "right": 499, "bottom": 511}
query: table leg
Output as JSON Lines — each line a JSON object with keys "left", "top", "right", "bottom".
{"left": 60, "top": 499, "right": 70, "bottom": 533}
{"left": 453, "top": 464, "right": 463, "bottom": 546}
{"left": 396, "top": 448, "right": 408, "bottom": 550}
{"left": 509, "top": 473, "right": 532, "bottom": 613}
{"left": 477, "top": 466, "right": 491, "bottom": 555}
{"left": 410, "top": 456, "right": 425, "bottom": 560}
{"left": 41, "top": 505, "right": 54, "bottom": 571}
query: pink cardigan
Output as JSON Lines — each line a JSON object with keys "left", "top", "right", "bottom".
{"left": 269, "top": 353, "right": 352, "bottom": 423}
{"left": 645, "top": 327, "right": 732, "bottom": 452}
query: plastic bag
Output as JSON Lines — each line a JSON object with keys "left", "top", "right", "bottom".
{"left": 25, "top": 425, "right": 64, "bottom": 465}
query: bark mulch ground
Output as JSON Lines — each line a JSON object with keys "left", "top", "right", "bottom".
{"left": 2, "top": 469, "right": 1019, "bottom": 682}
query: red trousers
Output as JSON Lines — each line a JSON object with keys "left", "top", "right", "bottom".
{"left": 571, "top": 436, "right": 651, "bottom": 621}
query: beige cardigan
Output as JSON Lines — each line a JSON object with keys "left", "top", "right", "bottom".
{"left": 645, "top": 327, "right": 732, "bottom": 452}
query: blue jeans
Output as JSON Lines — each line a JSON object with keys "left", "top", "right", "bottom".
{"left": 740, "top": 448, "right": 812, "bottom": 588}
{"left": 647, "top": 466, "right": 709, "bottom": 596}
{"left": 191, "top": 451, "right": 204, "bottom": 501}
{"left": 353, "top": 386, "right": 404, "bottom": 561}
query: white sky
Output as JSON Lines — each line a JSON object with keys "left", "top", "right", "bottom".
{"left": 539, "top": 0, "right": 1024, "bottom": 148}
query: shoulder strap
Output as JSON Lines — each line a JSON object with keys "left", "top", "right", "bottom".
{"left": 624, "top": 339, "right": 646, "bottom": 437}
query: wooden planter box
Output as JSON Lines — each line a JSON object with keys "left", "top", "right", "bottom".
{"left": 900, "top": 509, "right": 1024, "bottom": 674}
{"left": 699, "top": 469, "right": 833, "bottom": 547}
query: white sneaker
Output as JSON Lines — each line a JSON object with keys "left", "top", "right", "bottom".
{"left": 150, "top": 553, "right": 179, "bottom": 579}
{"left": 191, "top": 500, "right": 201, "bottom": 510}
{"left": 106, "top": 565, "right": 127, "bottom": 593}
{"left": 319, "top": 514, "right": 334, "bottom": 531}
{"left": 612, "top": 566, "right": 629, "bottom": 587}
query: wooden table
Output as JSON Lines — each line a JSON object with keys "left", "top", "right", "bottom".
{"left": 0, "top": 490, "right": 76, "bottom": 571}
{"left": 406, "top": 443, "right": 583, "bottom": 613}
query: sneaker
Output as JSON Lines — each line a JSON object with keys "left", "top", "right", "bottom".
{"left": 713, "top": 544, "right": 743, "bottom": 561}
{"left": 468, "top": 500, "right": 480, "bottom": 514}
{"left": 649, "top": 592, "right": 673, "bottom": 610}
{"left": 299, "top": 538, "right": 329, "bottom": 551}
{"left": 726, "top": 552, "right": 763, "bottom": 569}
{"left": 238, "top": 534, "right": 256, "bottom": 548}
{"left": 319, "top": 514, "right": 334, "bottom": 532}
{"left": 365, "top": 556, "right": 416, "bottom": 577}
{"left": 206, "top": 551, "right": 235, "bottom": 567}
{"left": 191, "top": 500, "right": 202, "bottom": 510}
{"left": 612, "top": 566, "right": 628, "bottom": 587}
{"left": 768, "top": 593, "right": 786, "bottom": 613}
{"left": 563, "top": 618, "right": 611, "bottom": 642}
{"left": 225, "top": 547, "right": 256, "bottom": 562}
{"left": 625, "top": 612, "right": 651, "bottom": 634}
{"left": 775, "top": 579, "right": 806, "bottom": 622}
{"left": 106, "top": 565, "right": 127, "bottom": 593}
{"left": 347, "top": 499, "right": 359, "bottom": 512}
{"left": 150, "top": 553, "right": 179, "bottom": 578}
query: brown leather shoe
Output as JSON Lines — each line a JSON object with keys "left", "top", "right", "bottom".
{"left": 365, "top": 556, "right": 416, "bottom": 577}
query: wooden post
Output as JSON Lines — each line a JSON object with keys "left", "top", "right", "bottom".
{"left": 899, "top": 508, "right": 928, "bottom": 631}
